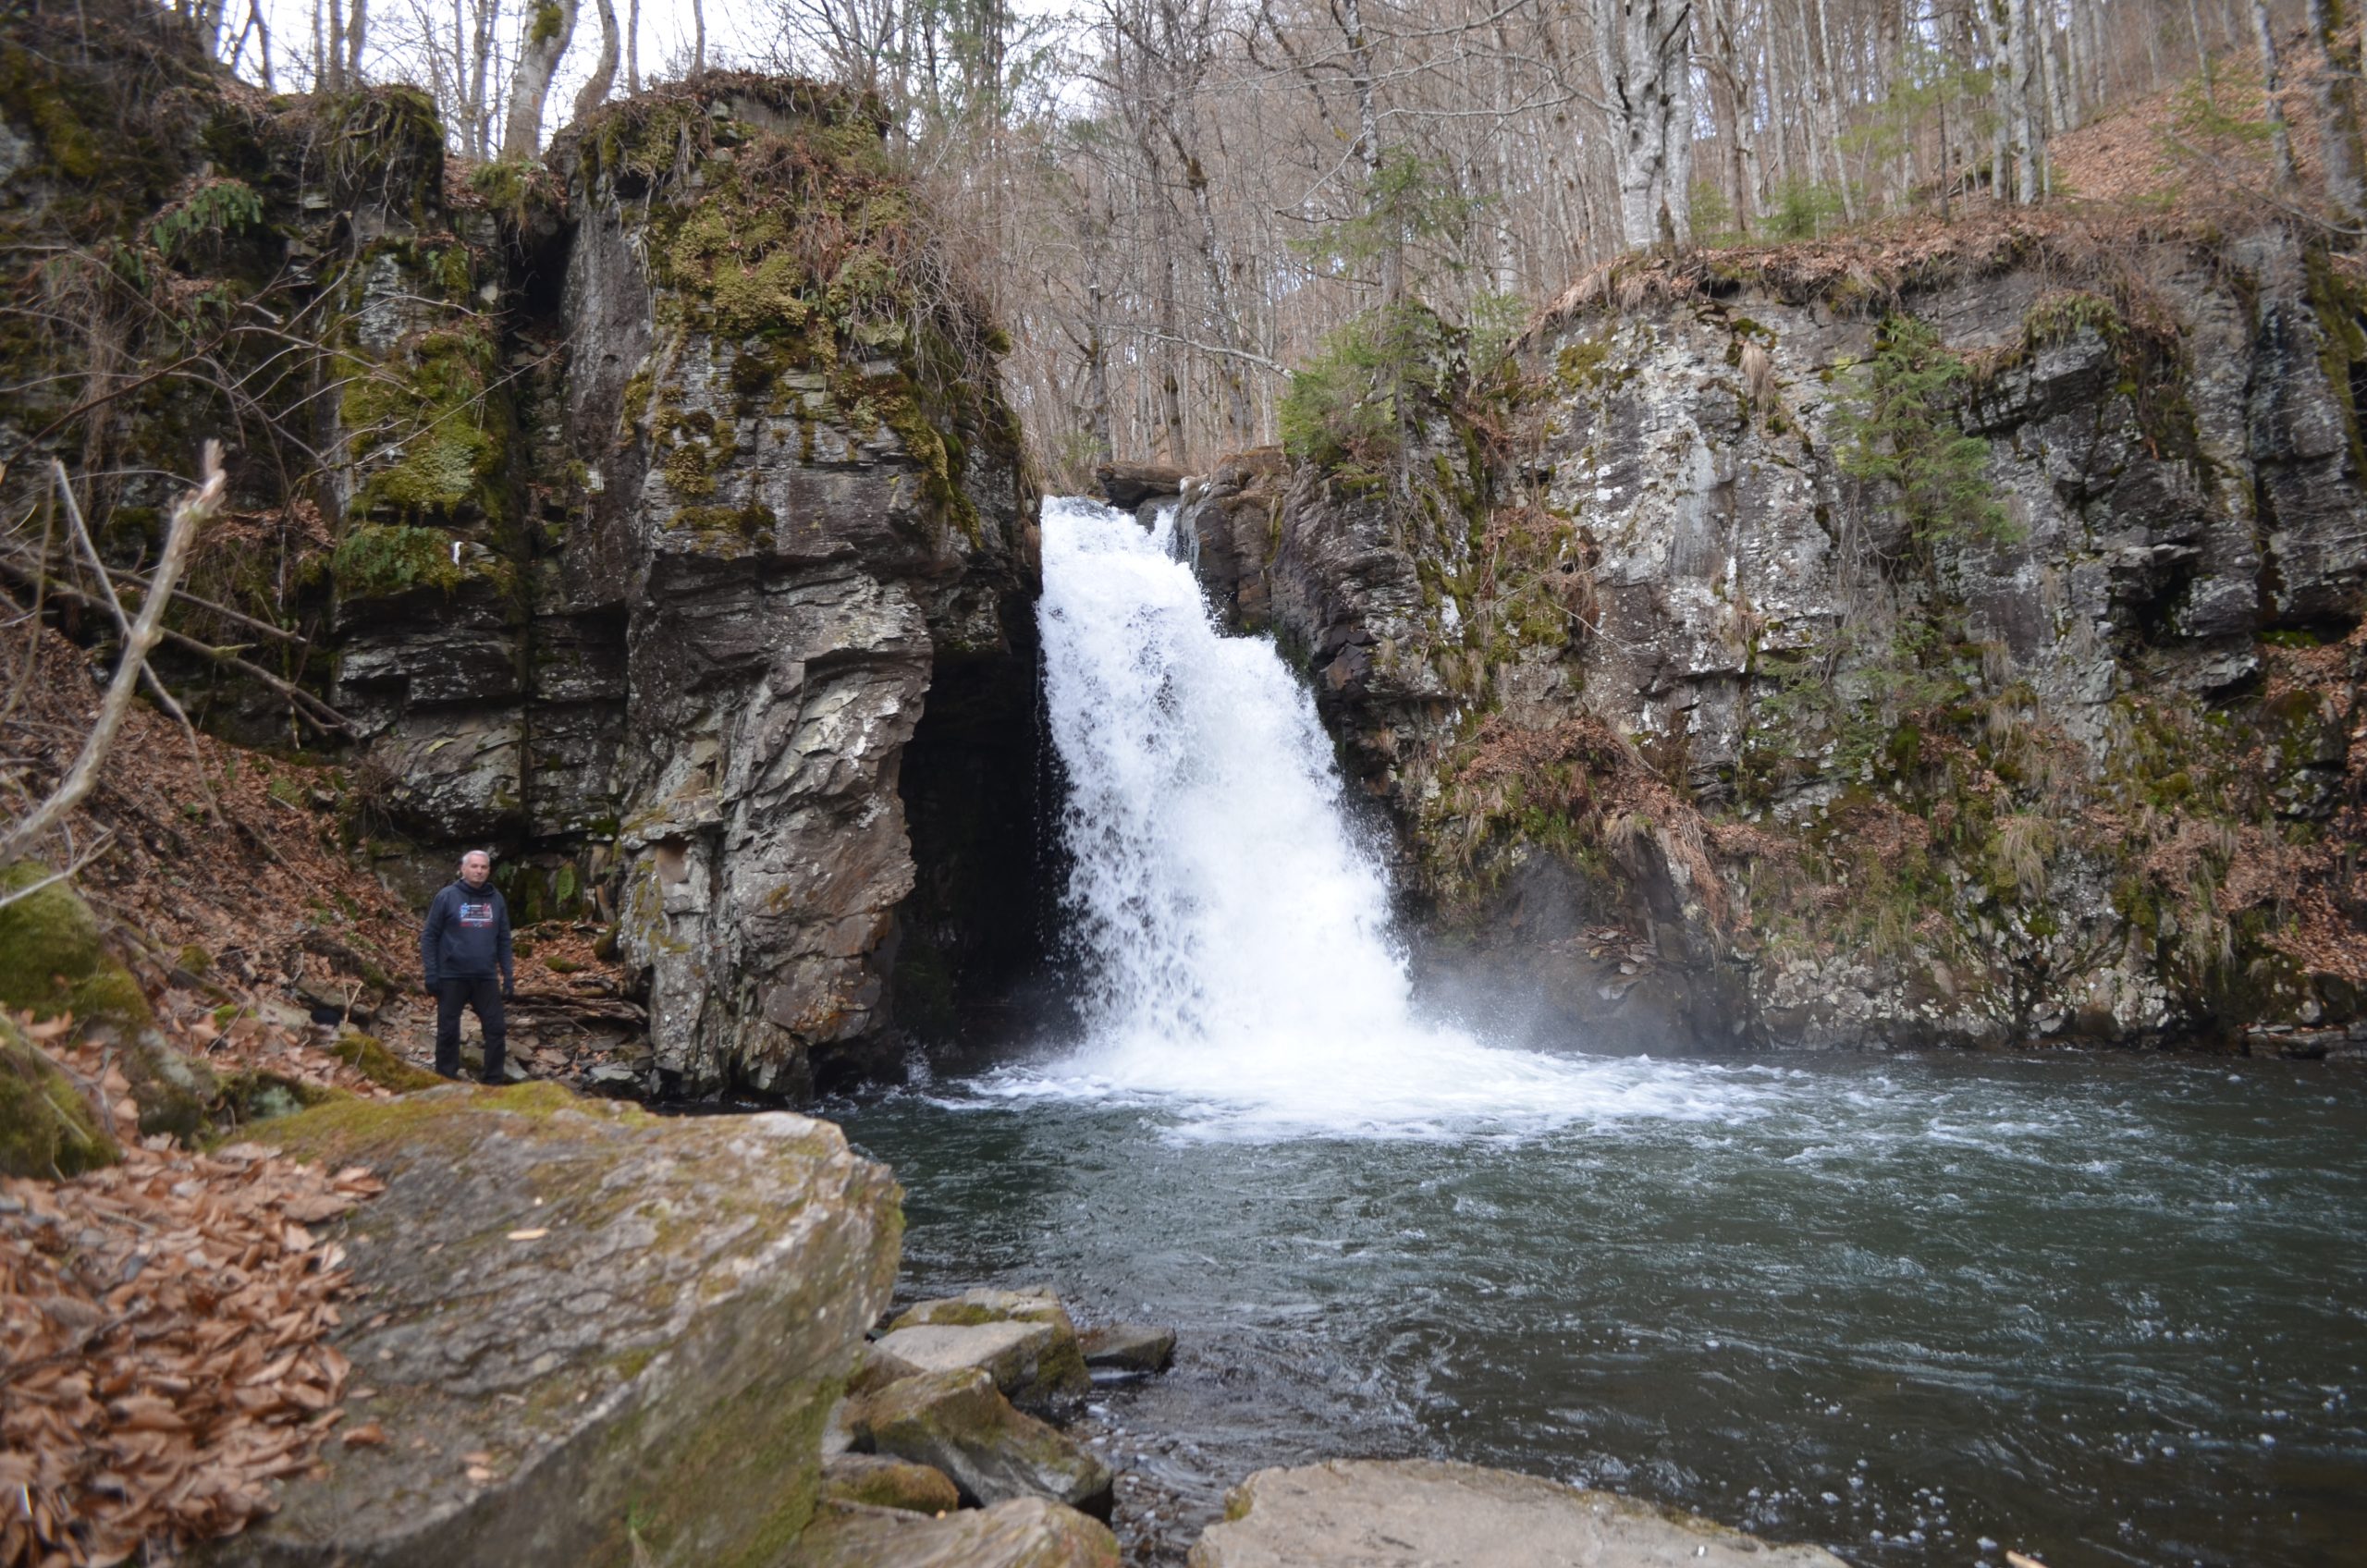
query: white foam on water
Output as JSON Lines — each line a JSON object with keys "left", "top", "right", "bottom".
{"left": 985, "top": 496, "right": 1781, "bottom": 1142}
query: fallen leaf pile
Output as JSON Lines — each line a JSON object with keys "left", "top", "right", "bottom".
{"left": 0, "top": 1139, "right": 384, "bottom": 1566}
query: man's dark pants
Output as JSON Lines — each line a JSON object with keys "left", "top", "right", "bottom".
{"left": 434, "top": 977, "right": 506, "bottom": 1081}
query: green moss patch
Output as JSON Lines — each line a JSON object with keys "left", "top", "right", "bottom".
{"left": 338, "top": 319, "right": 512, "bottom": 525}
{"left": 0, "top": 864, "right": 154, "bottom": 1034}
{"left": 330, "top": 1029, "right": 445, "bottom": 1092}
{"left": 0, "top": 1017, "right": 118, "bottom": 1178}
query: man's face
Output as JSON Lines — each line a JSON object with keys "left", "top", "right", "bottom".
{"left": 460, "top": 854, "right": 491, "bottom": 888}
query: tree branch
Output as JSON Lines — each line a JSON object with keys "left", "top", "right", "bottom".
{"left": 1, "top": 444, "right": 227, "bottom": 867}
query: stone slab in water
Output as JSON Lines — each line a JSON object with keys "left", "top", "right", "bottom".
{"left": 207, "top": 1084, "right": 901, "bottom": 1568}
{"left": 875, "top": 1320, "right": 1059, "bottom": 1390}
{"left": 887, "top": 1287, "right": 1090, "bottom": 1405}
{"left": 1079, "top": 1323, "right": 1175, "bottom": 1374}
{"left": 785, "top": 1497, "right": 1118, "bottom": 1568}
{"left": 1187, "top": 1459, "right": 1849, "bottom": 1568}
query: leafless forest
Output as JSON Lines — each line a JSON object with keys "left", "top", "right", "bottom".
{"left": 179, "top": 0, "right": 2364, "bottom": 479}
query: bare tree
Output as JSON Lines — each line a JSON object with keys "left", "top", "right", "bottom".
{"left": 1598, "top": 0, "right": 1696, "bottom": 248}
{"left": 575, "top": 0, "right": 621, "bottom": 122}
{"left": 502, "top": 0, "right": 578, "bottom": 156}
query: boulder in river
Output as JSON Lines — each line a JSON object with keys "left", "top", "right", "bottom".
{"left": 786, "top": 1497, "right": 1118, "bottom": 1568}
{"left": 1186, "top": 1459, "right": 1850, "bottom": 1568}
{"left": 885, "top": 1287, "right": 1090, "bottom": 1407}
{"left": 861, "top": 1366, "right": 1115, "bottom": 1518}
{"left": 210, "top": 1084, "right": 901, "bottom": 1568}
{"left": 1079, "top": 1323, "right": 1176, "bottom": 1375}
{"left": 1096, "top": 460, "right": 1188, "bottom": 508}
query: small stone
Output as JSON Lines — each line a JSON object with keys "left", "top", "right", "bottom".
{"left": 1079, "top": 1324, "right": 1175, "bottom": 1376}
{"left": 819, "top": 1452, "right": 962, "bottom": 1514}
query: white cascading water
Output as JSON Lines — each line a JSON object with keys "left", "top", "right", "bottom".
{"left": 980, "top": 496, "right": 1767, "bottom": 1140}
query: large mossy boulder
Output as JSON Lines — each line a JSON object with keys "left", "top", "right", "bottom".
{"left": 212, "top": 1084, "right": 902, "bottom": 1568}
{"left": 0, "top": 1015, "right": 117, "bottom": 1177}
{"left": 786, "top": 1496, "right": 1118, "bottom": 1568}
{"left": 1188, "top": 1460, "right": 1851, "bottom": 1568}
{"left": 859, "top": 1367, "right": 1112, "bottom": 1518}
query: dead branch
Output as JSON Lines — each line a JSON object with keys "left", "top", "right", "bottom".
{"left": 0, "top": 444, "right": 227, "bottom": 868}
{"left": 0, "top": 566, "right": 351, "bottom": 736}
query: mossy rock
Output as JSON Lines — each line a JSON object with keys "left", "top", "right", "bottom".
{"left": 214, "top": 1069, "right": 350, "bottom": 1127}
{"left": 884, "top": 1287, "right": 1089, "bottom": 1409}
{"left": 120, "top": 1038, "right": 220, "bottom": 1144}
{"left": 0, "top": 864, "right": 154, "bottom": 1035}
{"left": 785, "top": 1497, "right": 1118, "bottom": 1568}
{"left": 234, "top": 1084, "right": 903, "bottom": 1568}
{"left": 0, "top": 1017, "right": 118, "bottom": 1178}
{"left": 817, "top": 1452, "right": 961, "bottom": 1515}
{"left": 331, "top": 1028, "right": 445, "bottom": 1092}
{"left": 861, "top": 1367, "right": 1112, "bottom": 1517}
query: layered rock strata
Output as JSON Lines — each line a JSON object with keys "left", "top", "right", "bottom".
{"left": 1180, "top": 224, "right": 2367, "bottom": 1051}
{"left": 0, "top": 12, "right": 1046, "bottom": 1101}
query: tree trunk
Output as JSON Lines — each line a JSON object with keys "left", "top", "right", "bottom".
{"left": 626, "top": 0, "right": 638, "bottom": 94}
{"left": 346, "top": 0, "right": 366, "bottom": 81}
{"left": 1598, "top": 0, "right": 1696, "bottom": 251}
{"left": 502, "top": 0, "right": 577, "bottom": 158}
{"left": 573, "top": 0, "right": 619, "bottom": 125}
{"left": 1806, "top": 0, "right": 1854, "bottom": 216}
{"left": 2310, "top": 0, "right": 2367, "bottom": 224}
{"left": 2009, "top": 0, "right": 2039, "bottom": 201}
{"left": 465, "top": 0, "right": 497, "bottom": 156}
{"left": 2252, "top": 0, "right": 2296, "bottom": 184}
{"left": 693, "top": 0, "right": 705, "bottom": 73}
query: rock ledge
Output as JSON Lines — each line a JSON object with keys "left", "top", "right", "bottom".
{"left": 1188, "top": 1458, "right": 1848, "bottom": 1568}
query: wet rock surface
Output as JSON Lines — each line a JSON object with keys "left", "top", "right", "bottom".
{"left": 1187, "top": 1459, "right": 1850, "bottom": 1568}
{"left": 1081, "top": 1324, "right": 1178, "bottom": 1376}
{"left": 213, "top": 1084, "right": 901, "bottom": 1567}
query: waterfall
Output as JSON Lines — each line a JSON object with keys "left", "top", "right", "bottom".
{"left": 987, "top": 496, "right": 1762, "bottom": 1140}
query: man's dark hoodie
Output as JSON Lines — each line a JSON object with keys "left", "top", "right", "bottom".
{"left": 422, "top": 877, "right": 514, "bottom": 992}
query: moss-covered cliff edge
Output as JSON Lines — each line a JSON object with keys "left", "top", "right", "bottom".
{"left": 1182, "top": 216, "right": 2367, "bottom": 1056}
{"left": 0, "top": 4, "right": 1048, "bottom": 1097}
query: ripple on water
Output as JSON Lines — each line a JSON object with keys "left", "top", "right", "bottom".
{"left": 839, "top": 1052, "right": 2367, "bottom": 1568}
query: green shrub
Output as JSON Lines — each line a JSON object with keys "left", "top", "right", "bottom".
{"left": 1280, "top": 302, "right": 1451, "bottom": 472}
{"left": 1834, "top": 314, "right": 2015, "bottom": 551}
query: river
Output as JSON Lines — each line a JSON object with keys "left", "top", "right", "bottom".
{"left": 835, "top": 497, "right": 2367, "bottom": 1567}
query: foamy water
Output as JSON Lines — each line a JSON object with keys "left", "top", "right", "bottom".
{"left": 974, "top": 496, "right": 1771, "bottom": 1141}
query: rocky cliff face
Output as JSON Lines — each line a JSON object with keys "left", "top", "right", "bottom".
{"left": 0, "top": 9, "right": 1045, "bottom": 1099}
{"left": 1182, "top": 219, "right": 2367, "bottom": 1055}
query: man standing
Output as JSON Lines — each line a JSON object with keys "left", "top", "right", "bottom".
{"left": 421, "top": 849, "right": 515, "bottom": 1083}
